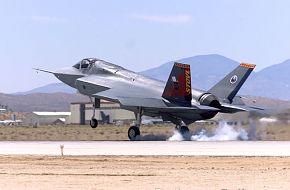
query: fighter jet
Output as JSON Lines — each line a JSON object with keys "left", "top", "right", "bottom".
{"left": 36, "top": 58, "right": 261, "bottom": 140}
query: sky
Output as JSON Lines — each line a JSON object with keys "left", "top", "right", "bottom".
{"left": 1, "top": 0, "right": 290, "bottom": 93}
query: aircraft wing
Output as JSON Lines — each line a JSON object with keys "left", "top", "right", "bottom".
{"left": 118, "top": 97, "right": 219, "bottom": 113}
{"left": 91, "top": 88, "right": 158, "bottom": 103}
{"left": 76, "top": 75, "right": 163, "bottom": 99}
{"left": 141, "top": 105, "right": 219, "bottom": 114}
{"left": 92, "top": 88, "right": 119, "bottom": 101}
{"left": 93, "top": 89, "right": 219, "bottom": 114}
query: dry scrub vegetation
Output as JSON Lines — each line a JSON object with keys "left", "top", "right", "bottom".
{"left": 0, "top": 123, "right": 290, "bottom": 141}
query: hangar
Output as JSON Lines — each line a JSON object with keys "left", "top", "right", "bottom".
{"left": 70, "top": 100, "right": 135, "bottom": 125}
{"left": 22, "top": 112, "right": 71, "bottom": 126}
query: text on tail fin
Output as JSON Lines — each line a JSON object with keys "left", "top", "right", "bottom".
{"left": 162, "top": 62, "right": 192, "bottom": 106}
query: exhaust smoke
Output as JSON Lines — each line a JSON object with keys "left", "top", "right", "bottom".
{"left": 168, "top": 130, "right": 185, "bottom": 141}
{"left": 168, "top": 121, "right": 249, "bottom": 141}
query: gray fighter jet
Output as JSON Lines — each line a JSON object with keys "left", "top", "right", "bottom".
{"left": 36, "top": 58, "right": 261, "bottom": 140}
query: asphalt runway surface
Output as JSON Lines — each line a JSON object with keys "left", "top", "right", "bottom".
{"left": 1, "top": 141, "right": 290, "bottom": 156}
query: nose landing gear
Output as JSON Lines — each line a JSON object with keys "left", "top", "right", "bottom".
{"left": 90, "top": 97, "right": 100, "bottom": 129}
{"left": 175, "top": 120, "right": 190, "bottom": 135}
{"left": 128, "top": 107, "right": 142, "bottom": 141}
{"left": 90, "top": 118, "right": 98, "bottom": 128}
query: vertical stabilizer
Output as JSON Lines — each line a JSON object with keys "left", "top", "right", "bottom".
{"left": 162, "top": 62, "right": 192, "bottom": 106}
{"left": 208, "top": 63, "right": 255, "bottom": 103}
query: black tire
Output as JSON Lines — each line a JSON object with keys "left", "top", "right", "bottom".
{"left": 90, "top": 118, "right": 98, "bottom": 128}
{"left": 179, "top": 125, "right": 189, "bottom": 135}
{"left": 128, "top": 126, "right": 140, "bottom": 141}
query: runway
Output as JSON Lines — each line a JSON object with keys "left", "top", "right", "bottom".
{"left": 1, "top": 141, "right": 290, "bottom": 156}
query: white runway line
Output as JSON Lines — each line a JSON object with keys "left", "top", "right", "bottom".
{"left": 0, "top": 141, "right": 290, "bottom": 156}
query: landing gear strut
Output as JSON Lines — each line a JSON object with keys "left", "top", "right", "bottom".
{"left": 179, "top": 125, "right": 189, "bottom": 135}
{"left": 89, "top": 97, "right": 100, "bottom": 128}
{"left": 175, "top": 120, "right": 190, "bottom": 135}
{"left": 128, "top": 107, "right": 142, "bottom": 141}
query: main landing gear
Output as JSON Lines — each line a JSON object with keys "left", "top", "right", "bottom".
{"left": 128, "top": 107, "right": 142, "bottom": 141}
{"left": 175, "top": 121, "right": 190, "bottom": 135}
{"left": 179, "top": 125, "right": 189, "bottom": 135}
{"left": 128, "top": 126, "right": 140, "bottom": 140}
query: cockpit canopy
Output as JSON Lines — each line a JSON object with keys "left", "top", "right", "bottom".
{"left": 72, "top": 58, "right": 125, "bottom": 74}
{"left": 71, "top": 58, "right": 144, "bottom": 82}
{"left": 73, "top": 58, "right": 96, "bottom": 70}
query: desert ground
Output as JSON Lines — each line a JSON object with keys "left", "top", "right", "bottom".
{"left": 0, "top": 123, "right": 290, "bottom": 141}
{"left": 1, "top": 124, "right": 290, "bottom": 190}
{"left": 0, "top": 156, "right": 289, "bottom": 190}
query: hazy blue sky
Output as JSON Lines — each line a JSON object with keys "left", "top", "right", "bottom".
{"left": 1, "top": 0, "right": 290, "bottom": 93}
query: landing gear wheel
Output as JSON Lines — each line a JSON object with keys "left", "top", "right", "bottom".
{"left": 90, "top": 118, "right": 98, "bottom": 128}
{"left": 179, "top": 126, "right": 189, "bottom": 135}
{"left": 128, "top": 126, "right": 140, "bottom": 141}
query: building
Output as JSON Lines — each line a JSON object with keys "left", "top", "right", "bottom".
{"left": 70, "top": 100, "right": 135, "bottom": 125}
{"left": 23, "top": 112, "right": 71, "bottom": 126}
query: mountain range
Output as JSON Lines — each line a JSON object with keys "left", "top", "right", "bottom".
{"left": 142, "top": 54, "right": 240, "bottom": 92}
{"left": 14, "top": 83, "right": 76, "bottom": 95}
{"left": 14, "top": 54, "right": 290, "bottom": 100}
{"left": 141, "top": 54, "right": 290, "bottom": 100}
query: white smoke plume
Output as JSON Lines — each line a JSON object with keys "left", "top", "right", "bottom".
{"left": 168, "top": 121, "right": 249, "bottom": 141}
{"left": 168, "top": 130, "right": 185, "bottom": 141}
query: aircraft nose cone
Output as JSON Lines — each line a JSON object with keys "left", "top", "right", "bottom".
{"left": 53, "top": 67, "right": 84, "bottom": 88}
{"left": 54, "top": 67, "right": 81, "bottom": 75}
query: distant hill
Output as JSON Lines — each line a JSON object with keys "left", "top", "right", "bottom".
{"left": 14, "top": 83, "right": 76, "bottom": 95}
{"left": 0, "top": 93, "right": 89, "bottom": 112}
{"left": 141, "top": 54, "right": 242, "bottom": 90}
{"left": 241, "top": 59, "right": 290, "bottom": 100}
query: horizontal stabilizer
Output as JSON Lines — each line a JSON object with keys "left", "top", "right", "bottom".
{"left": 220, "top": 104, "right": 247, "bottom": 113}
{"left": 220, "top": 103, "right": 265, "bottom": 113}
